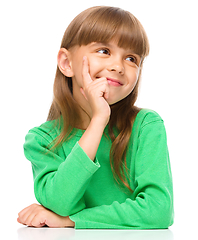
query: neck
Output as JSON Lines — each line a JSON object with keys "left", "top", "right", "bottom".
{"left": 76, "top": 105, "right": 91, "bottom": 130}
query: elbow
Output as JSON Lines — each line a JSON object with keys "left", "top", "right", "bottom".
{"left": 149, "top": 200, "right": 174, "bottom": 229}
{"left": 147, "top": 185, "right": 174, "bottom": 229}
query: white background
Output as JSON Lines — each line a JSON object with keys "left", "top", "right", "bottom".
{"left": 1, "top": 0, "right": 197, "bottom": 239}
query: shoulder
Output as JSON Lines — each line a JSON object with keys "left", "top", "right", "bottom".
{"left": 135, "top": 108, "right": 164, "bottom": 127}
{"left": 25, "top": 119, "right": 61, "bottom": 144}
{"left": 132, "top": 109, "right": 165, "bottom": 138}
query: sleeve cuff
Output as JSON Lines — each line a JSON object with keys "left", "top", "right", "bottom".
{"left": 70, "top": 142, "right": 100, "bottom": 174}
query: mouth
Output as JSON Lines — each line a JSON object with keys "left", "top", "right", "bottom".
{"left": 106, "top": 78, "right": 123, "bottom": 87}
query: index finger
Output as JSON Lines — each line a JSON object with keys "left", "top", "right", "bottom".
{"left": 82, "top": 56, "right": 93, "bottom": 85}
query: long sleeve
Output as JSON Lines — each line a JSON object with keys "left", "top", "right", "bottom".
{"left": 69, "top": 111, "right": 174, "bottom": 229}
{"left": 24, "top": 127, "right": 100, "bottom": 216}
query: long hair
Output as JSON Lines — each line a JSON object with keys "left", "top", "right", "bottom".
{"left": 47, "top": 6, "right": 149, "bottom": 191}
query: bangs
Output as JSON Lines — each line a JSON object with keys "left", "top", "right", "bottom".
{"left": 73, "top": 7, "right": 149, "bottom": 58}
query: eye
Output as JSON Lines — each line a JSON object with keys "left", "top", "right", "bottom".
{"left": 97, "top": 48, "right": 110, "bottom": 55}
{"left": 126, "top": 55, "right": 137, "bottom": 64}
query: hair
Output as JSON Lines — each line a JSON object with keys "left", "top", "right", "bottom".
{"left": 47, "top": 6, "right": 149, "bottom": 191}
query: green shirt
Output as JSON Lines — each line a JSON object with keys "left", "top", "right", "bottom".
{"left": 24, "top": 109, "right": 174, "bottom": 229}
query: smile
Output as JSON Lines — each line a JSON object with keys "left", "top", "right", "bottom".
{"left": 107, "top": 78, "right": 123, "bottom": 87}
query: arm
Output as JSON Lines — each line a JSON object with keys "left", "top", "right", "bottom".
{"left": 20, "top": 118, "right": 173, "bottom": 229}
{"left": 24, "top": 132, "right": 100, "bottom": 216}
{"left": 23, "top": 56, "right": 111, "bottom": 217}
{"left": 78, "top": 56, "right": 110, "bottom": 160}
{"left": 69, "top": 117, "right": 174, "bottom": 229}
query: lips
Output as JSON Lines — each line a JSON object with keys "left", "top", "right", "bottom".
{"left": 107, "top": 78, "right": 123, "bottom": 87}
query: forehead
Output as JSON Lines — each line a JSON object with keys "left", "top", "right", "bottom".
{"left": 63, "top": 7, "right": 149, "bottom": 59}
{"left": 72, "top": 10, "right": 147, "bottom": 56}
{"left": 77, "top": 25, "right": 147, "bottom": 58}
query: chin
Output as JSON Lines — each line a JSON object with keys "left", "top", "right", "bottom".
{"left": 107, "top": 98, "right": 123, "bottom": 106}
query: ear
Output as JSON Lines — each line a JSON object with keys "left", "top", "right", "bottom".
{"left": 57, "top": 48, "right": 74, "bottom": 77}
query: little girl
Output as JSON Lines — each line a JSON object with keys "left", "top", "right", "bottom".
{"left": 17, "top": 6, "right": 174, "bottom": 229}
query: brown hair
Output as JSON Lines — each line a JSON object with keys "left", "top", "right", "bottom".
{"left": 48, "top": 6, "right": 149, "bottom": 191}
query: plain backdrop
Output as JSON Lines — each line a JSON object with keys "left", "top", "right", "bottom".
{"left": 1, "top": 0, "right": 197, "bottom": 239}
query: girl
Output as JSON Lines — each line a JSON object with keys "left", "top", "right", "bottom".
{"left": 17, "top": 6, "right": 174, "bottom": 229}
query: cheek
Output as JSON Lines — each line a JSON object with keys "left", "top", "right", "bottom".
{"left": 128, "top": 69, "right": 140, "bottom": 87}
{"left": 87, "top": 57, "right": 103, "bottom": 79}
{"left": 71, "top": 56, "right": 84, "bottom": 82}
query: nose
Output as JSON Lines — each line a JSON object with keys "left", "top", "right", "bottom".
{"left": 107, "top": 59, "right": 124, "bottom": 75}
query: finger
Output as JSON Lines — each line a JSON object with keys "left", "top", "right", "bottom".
{"left": 103, "top": 79, "right": 110, "bottom": 100}
{"left": 18, "top": 204, "right": 37, "bottom": 222}
{"left": 18, "top": 208, "right": 33, "bottom": 225}
{"left": 17, "top": 217, "right": 22, "bottom": 224}
{"left": 17, "top": 217, "right": 28, "bottom": 226}
{"left": 21, "top": 210, "right": 38, "bottom": 227}
{"left": 18, "top": 203, "right": 39, "bottom": 217}
{"left": 18, "top": 206, "right": 31, "bottom": 217}
{"left": 18, "top": 204, "right": 39, "bottom": 227}
{"left": 91, "top": 77, "right": 109, "bottom": 99}
{"left": 31, "top": 213, "right": 46, "bottom": 228}
{"left": 25, "top": 217, "right": 35, "bottom": 227}
{"left": 103, "top": 87, "right": 109, "bottom": 100}
{"left": 82, "top": 56, "right": 93, "bottom": 85}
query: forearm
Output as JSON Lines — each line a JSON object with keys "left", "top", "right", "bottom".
{"left": 33, "top": 142, "right": 100, "bottom": 216}
{"left": 70, "top": 192, "right": 173, "bottom": 229}
{"left": 78, "top": 117, "right": 107, "bottom": 161}
{"left": 34, "top": 117, "right": 106, "bottom": 216}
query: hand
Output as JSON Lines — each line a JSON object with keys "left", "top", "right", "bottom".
{"left": 17, "top": 203, "right": 75, "bottom": 228}
{"left": 80, "top": 56, "right": 111, "bottom": 126}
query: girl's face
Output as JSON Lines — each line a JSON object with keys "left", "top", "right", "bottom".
{"left": 69, "top": 40, "right": 141, "bottom": 105}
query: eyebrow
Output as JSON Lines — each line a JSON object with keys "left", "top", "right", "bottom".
{"left": 90, "top": 42, "right": 111, "bottom": 47}
{"left": 91, "top": 42, "right": 142, "bottom": 61}
{"left": 90, "top": 42, "right": 140, "bottom": 56}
